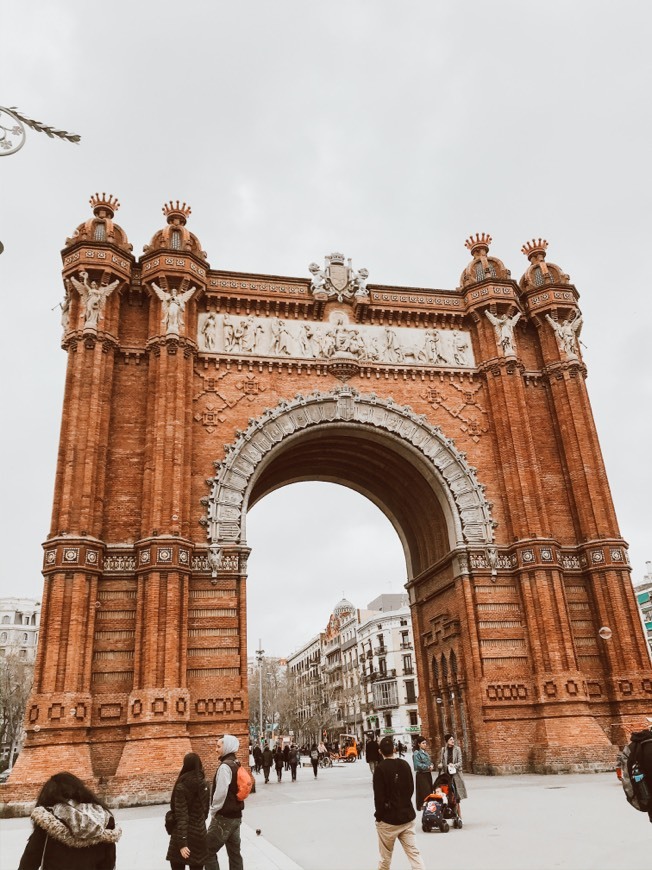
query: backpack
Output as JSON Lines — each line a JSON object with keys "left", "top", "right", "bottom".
{"left": 621, "top": 733, "right": 652, "bottom": 812}
{"left": 236, "top": 763, "right": 255, "bottom": 800}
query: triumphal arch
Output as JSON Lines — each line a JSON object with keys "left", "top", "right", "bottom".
{"left": 7, "top": 195, "right": 651, "bottom": 805}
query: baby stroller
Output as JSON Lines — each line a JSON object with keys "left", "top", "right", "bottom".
{"left": 432, "top": 772, "right": 463, "bottom": 829}
{"left": 421, "top": 791, "right": 449, "bottom": 833}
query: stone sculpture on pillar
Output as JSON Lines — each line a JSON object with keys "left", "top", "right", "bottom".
{"left": 67, "top": 270, "right": 120, "bottom": 330}
{"left": 485, "top": 309, "right": 522, "bottom": 357}
{"left": 150, "top": 283, "right": 196, "bottom": 335}
{"left": 545, "top": 312, "right": 583, "bottom": 360}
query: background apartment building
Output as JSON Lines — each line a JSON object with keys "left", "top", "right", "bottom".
{"left": 0, "top": 598, "right": 41, "bottom": 662}
{"left": 285, "top": 592, "right": 421, "bottom": 747}
{"left": 635, "top": 561, "right": 652, "bottom": 654}
{"left": 358, "top": 594, "right": 421, "bottom": 744}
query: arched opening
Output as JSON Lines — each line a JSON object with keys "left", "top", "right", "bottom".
{"left": 246, "top": 425, "right": 452, "bottom": 578}
{"left": 206, "top": 388, "right": 495, "bottom": 758}
{"left": 245, "top": 481, "right": 408, "bottom": 748}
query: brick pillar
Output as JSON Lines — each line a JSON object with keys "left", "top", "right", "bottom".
{"left": 114, "top": 316, "right": 198, "bottom": 784}
{"left": 12, "top": 233, "right": 130, "bottom": 787}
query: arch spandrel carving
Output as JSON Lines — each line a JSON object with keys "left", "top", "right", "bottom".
{"left": 204, "top": 387, "right": 495, "bottom": 560}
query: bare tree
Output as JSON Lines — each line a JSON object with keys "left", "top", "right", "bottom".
{"left": 0, "top": 653, "right": 34, "bottom": 769}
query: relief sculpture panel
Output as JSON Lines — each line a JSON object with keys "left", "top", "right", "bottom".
{"left": 197, "top": 311, "right": 476, "bottom": 368}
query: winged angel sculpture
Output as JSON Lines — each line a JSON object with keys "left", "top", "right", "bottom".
{"left": 67, "top": 270, "right": 120, "bottom": 330}
{"left": 150, "top": 283, "right": 196, "bottom": 334}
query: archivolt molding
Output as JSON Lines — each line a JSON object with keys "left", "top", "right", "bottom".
{"left": 202, "top": 386, "right": 495, "bottom": 552}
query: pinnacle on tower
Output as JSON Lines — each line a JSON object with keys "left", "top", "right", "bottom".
{"left": 89, "top": 192, "right": 120, "bottom": 219}
{"left": 163, "top": 200, "right": 192, "bottom": 225}
{"left": 464, "top": 233, "right": 492, "bottom": 257}
{"left": 521, "top": 238, "right": 548, "bottom": 261}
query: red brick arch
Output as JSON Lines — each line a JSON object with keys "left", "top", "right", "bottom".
{"left": 206, "top": 387, "right": 496, "bottom": 578}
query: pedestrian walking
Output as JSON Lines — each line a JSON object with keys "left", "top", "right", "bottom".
{"left": 289, "top": 743, "right": 300, "bottom": 781}
{"left": 283, "top": 743, "right": 290, "bottom": 771}
{"left": 273, "top": 745, "right": 284, "bottom": 782}
{"left": 373, "top": 736, "right": 425, "bottom": 870}
{"left": 412, "top": 736, "right": 434, "bottom": 810}
{"left": 18, "top": 771, "right": 121, "bottom": 870}
{"left": 166, "top": 752, "right": 210, "bottom": 870}
{"left": 261, "top": 744, "right": 273, "bottom": 783}
{"left": 253, "top": 744, "right": 263, "bottom": 774}
{"left": 205, "top": 735, "right": 244, "bottom": 870}
{"left": 310, "top": 743, "right": 319, "bottom": 778}
{"left": 366, "top": 734, "right": 381, "bottom": 774}
{"left": 437, "top": 733, "right": 468, "bottom": 817}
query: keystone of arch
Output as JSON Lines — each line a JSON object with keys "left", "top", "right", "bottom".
{"left": 203, "top": 386, "right": 495, "bottom": 552}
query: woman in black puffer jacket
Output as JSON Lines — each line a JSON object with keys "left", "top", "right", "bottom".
{"left": 166, "top": 752, "right": 210, "bottom": 870}
{"left": 18, "top": 771, "right": 121, "bottom": 870}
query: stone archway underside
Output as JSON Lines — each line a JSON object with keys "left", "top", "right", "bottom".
{"left": 205, "top": 387, "right": 495, "bottom": 579}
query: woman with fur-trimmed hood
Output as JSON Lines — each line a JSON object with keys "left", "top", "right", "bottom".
{"left": 18, "top": 771, "right": 121, "bottom": 870}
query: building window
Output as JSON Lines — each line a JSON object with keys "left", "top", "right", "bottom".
{"left": 379, "top": 657, "right": 387, "bottom": 676}
{"left": 373, "top": 681, "right": 399, "bottom": 708}
{"left": 384, "top": 712, "right": 392, "bottom": 728}
{"left": 405, "top": 680, "right": 417, "bottom": 704}
{"left": 400, "top": 619, "right": 407, "bottom": 626}
{"left": 171, "top": 229, "right": 182, "bottom": 250}
{"left": 403, "top": 654, "right": 413, "bottom": 674}
{"left": 0, "top": 633, "right": 6, "bottom": 642}
{"left": 19, "top": 649, "right": 27, "bottom": 659}
{"left": 1, "top": 616, "right": 9, "bottom": 624}
{"left": 22, "top": 633, "right": 28, "bottom": 644}
{"left": 534, "top": 266, "right": 544, "bottom": 286}
{"left": 93, "top": 222, "right": 106, "bottom": 241}
{"left": 409, "top": 710, "right": 419, "bottom": 727}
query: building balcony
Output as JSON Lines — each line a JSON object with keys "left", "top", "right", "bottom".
{"left": 373, "top": 646, "right": 387, "bottom": 656}
{"left": 403, "top": 668, "right": 414, "bottom": 675}
{"left": 400, "top": 642, "right": 413, "bottom": 650}
{"left": 369, "top": 668, "right": 396, "bottom": 682}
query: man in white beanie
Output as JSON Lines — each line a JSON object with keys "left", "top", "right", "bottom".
{"left": 205, "top": 734, "right": 244, "bottom": 870}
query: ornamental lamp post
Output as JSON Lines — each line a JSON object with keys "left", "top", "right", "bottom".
{"left": 255, "top": 640, "right": 264, "bottom": 747}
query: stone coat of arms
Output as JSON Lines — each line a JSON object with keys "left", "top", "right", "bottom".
{"left": 308, "top": 252, "right": 369, "bottom": 303}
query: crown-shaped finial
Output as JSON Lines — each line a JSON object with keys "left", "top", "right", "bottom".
{"left": 521, "top": 238, "right": 548, "bottom": 260}
{"left": 464, "top": 233, "right": 492, "bottom": 256}
{"left": 90, "top": 192, "right": 120, "bottom": 218}
{"left": 327, "top": 252, "right": 346, "bottom": 265}
{"left": 163, "top": 200, "right": 192, "bottom": 225}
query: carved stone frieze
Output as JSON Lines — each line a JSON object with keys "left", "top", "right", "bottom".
{"left": 103, "top": 553, "right": 137, "bottom": 572}
{"left": 204, "top": 387, "right": 495, "bottom": 549}
{"left": 197, "top": 311, "right": 476, "bottom": 368}
{"left": 191, "top": 551, "right": 239, "bottom": 573}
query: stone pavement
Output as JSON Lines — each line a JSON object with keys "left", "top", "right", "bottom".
{"left": 1, "top": 760, "right": 650, "bottom": 870}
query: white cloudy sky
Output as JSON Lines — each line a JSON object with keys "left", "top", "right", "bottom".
{"left": 2, "top": 2, "right": 650, "bottom": 658}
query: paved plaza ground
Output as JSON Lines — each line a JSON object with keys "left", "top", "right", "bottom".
{"left": 1, "top": 758, "right": 649, "bottom": 870}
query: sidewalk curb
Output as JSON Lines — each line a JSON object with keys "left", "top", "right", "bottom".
{"left": 241, "top": 821, "right": 304, "bottom": 870}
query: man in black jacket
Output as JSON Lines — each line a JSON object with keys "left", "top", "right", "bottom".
{"left": 366, "top": 734, "right": 381, "bottom": 774}
{"left": 373, "top": 736, "right": 425, "bottom": 870}
{"left": 205, "top": 734, "right": 244, "bottom": 870}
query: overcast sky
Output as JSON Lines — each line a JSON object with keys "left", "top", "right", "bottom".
{"left": 2, "top": 1, "right": 651, "bottom": 658}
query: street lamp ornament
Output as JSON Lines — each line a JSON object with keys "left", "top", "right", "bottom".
{"left": 0, "top": 106, "right": 81, "bottom": 156}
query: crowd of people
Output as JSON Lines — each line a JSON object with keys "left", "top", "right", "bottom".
{"left": 16, "top": 729, "right": 466, "bottom": 870}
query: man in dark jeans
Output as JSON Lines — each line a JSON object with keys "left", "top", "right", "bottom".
{"left": 206, "top": 734, "right": 244, "bottom": 870}
{"left": 373, "top": 736, "right": 425, "bottom": 870}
